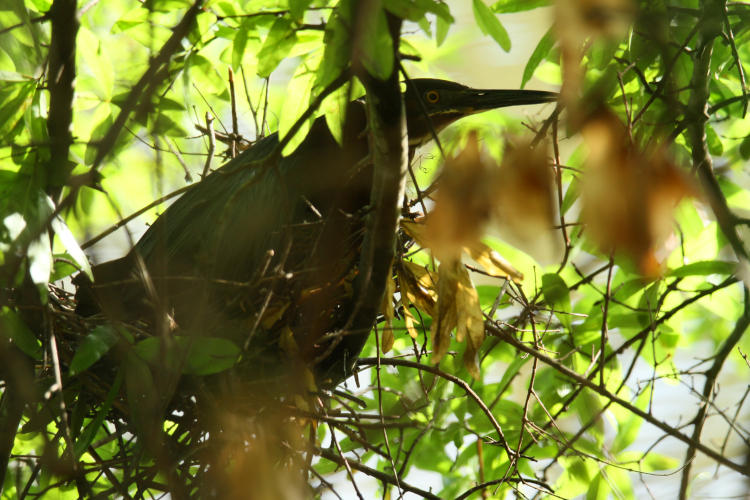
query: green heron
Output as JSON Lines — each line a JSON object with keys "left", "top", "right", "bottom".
{"left": 74, "top": 79, "right": 556, "bottom": 385}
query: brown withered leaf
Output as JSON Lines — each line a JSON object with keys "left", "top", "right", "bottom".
{"left": 401, "top": 293, "right": 420, "bottom": 340}
{"left": 430, "top": 259, "right": 459, "bottom": 364}
{"left": 403, "top": 219, "right": 523, "bottom": 282}
{"left": 463, "top": 240, "right": 524, "bottom": 282}
{"left": 429, "top": 258, "right": 486, "bottom": 378}
{"left": 380, "top": 275, "right": 396, "bottom": 353}
{"left": 397, "top": 260, "right": 437, "bottom": 340}
{"left": 581, "top": 109, "right": 695, "bottom": 276}
{"left": 398, "top": 259, "right": 438, "bottom": 315}
{"left": 454, "top": 262, "right": 485, "bottom": 380}
{"left": 423, "top": 132, "right": 498, "bottom": 260}
{"left": 495, "top": 138, "right": 558, "bottom": 263}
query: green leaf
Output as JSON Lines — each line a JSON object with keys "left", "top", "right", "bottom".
{"left": 73, "top": 370, "right": 123, "bottom": 459}
{"left": 180, "top": 337, "right": 241, "bottom": 375}
{"left": 26, "top": 232, "right": 51, "bottom": 286}
{"left": 151, "top": 113, "right": 188, "bottom": 137}
{"left": 0, "top": 307, "right": 42, "bottom": 360}
{"left": 542, "top": 273, "right": 571, "bottom": 330}
{"left": 436, "top": 12, "right": 450, "bottom": 45}
{"left": 521, "top": 26, "right": 555, "bottom": 88}
{"left": 124, "top": 351, "right": 160, "bottom": 443}
{"left": 0, "top": 80, "right": 34, "bottom": 141}
{"left": 473, "top": 0, "right": 510, "bottom": 51}
{"left": 611, "top": 389, "right": 649, "bottom": 453}
{"left": 84, "top": 114, "right": 114, "bottom": 166}
{"left": 288, "top": 0, "right": 312, "bottom": 21}
{"left": 667, "top": 260, "right": 736, "bottom": 277}
{"left": 231, "top": 22, "right": 249, "bottom": 70}
{"left": 257, "top": 17, "right": 298, "bottom": 78}
{"left": 51, "top": 216, "right": 92, "bottom": 279}
{"left": 492, "top": 0, "right": 550, "bottom": 12}
{"left": 705, "top": 124, "right": 724, "bottom": 156}
{"left": 739, "top": 135, "right": 750, "bottom": 160}
{"left": 322, "top": 80, "right": 351, "bottom": 146}
{"left": 316, "top": 1, "right": 352, "bottom": 90}
{"left": 585, "top": 474, "right": 608, "bottom": 500}
{"left": 280, "top": 54, "right": 318, "bottom": 155}
{"left": 359, "top": 6, "right": 394, "bottom": 80}
{"left": 134, "top": 336, "right": 240, "bottom": 375}
{"left": 640, "top": 452, "right": 679, "bottom": 471}
{"left": 383, "top": 0, "right": 453, "bottom": 22}
{"left": 50, "top": 257, "right": 78, "bottom": 282}
{"left": 69, "top": 325, "right": 120, "bottom": 376}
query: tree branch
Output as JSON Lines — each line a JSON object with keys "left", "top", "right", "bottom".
{"left": 46, "top": 0, "right": 78, "bottom": 201}
{"left": 678, "top": 287, "right": 750, "bottom": 498}
{"left": 486, "top": 323, "right": 749, "bottom": 477}
{"left": 315, "top": 447, "right": 440, "bottom": 500}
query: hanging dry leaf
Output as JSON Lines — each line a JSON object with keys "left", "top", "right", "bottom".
{"left": 424, "top": 132, "right": 498, "bottom": 260}
{"left": 398, "top": 259, "right": 438, "bottom": 314}
{"left": 454, "top": 262, "right": 485, "bottom": 380}
{"left": 556, "top": 0, "right": 636, "bottom": 117}
{"left": 403, "top": 219, "right": 523, "bottom": 282}
{"left": 429, "top": 258, "right": 486, "bottom": 379}
{"left": 581, "top": 109, "right": 695, "bottom": 276}
{"left": 380, "top": 275, "right": 396, "bottom": 353}
{"left": 401, "top": 291, "right": 420, "bottom": 340}
{"left": 430, "top": 259, "right": 459, "bottom": 364}
{"left": 494, "top": 138, "right": 558, "bottom": 263}
{"left": 463, "top": 240, "right": 524, "bottom": 282}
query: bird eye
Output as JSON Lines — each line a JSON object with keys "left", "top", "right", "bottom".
{"left": 425, "top": 90, "right": 440, "bottom": 103}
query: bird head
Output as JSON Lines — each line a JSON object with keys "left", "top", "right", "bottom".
{"left": 402, "top": 78, "right": 558, "bottom": 147}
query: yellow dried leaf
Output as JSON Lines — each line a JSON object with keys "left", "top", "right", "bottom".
{"left": 401, "top": 219, "right": 429, "bottom": 246}
{"left": 260, "top": 302, "right": 289, "bottom": 330}
{"left": 430, "top": 259, "right": 460, "bottom": 364}
{"left": 454, "top": 264, "right": 485, "bottom": 380}
{"left": 581, "top": 109, "right": 695, "bottom": 276}
{"left": 402, "top": 302, "right": 420, "bottom": 339}
{"left": 495, "top": 137, "right": 559, "bottom": 263}
{"left": 398, "top": 260, "right": 437, "bottom": 315}
{"left": 464, "top": 240, "right": 524, "bottom": 282}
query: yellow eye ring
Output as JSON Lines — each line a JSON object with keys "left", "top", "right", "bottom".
{"left": 425, "top": 90, "right": 440, "bottom": 103}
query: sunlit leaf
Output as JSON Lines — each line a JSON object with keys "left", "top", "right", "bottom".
{"left": 473, "top": 0, "right": 511, "bottom": 51}
{"left": 492, "top": 0, "right": 551, "bottom": 12}
{"left": 257, "top": 17, "right": 298, "bottom": 77}
{"left": 358, "top": 5, "right": 394, "bottom": 80}
{"left": 667, "top": 260, "right": 736, "bottom": 277}
{"left": 463, "top": 240, "right": 523, "bottom": 282}
{"left": 51, "top": 215, "right": 92, "bottom": 279}
{"left": 522, "top": 26, "right": 555, "bottom": 88}
{"left": 0, "top": 306, "right": 41, "bottom": 360}
{"left": 542, "top": 273, "right": 571, "bottom": 330}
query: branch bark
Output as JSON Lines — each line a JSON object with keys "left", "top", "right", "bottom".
{"left": 685, "top": 0, "right": 748, "bottom": 263}
{"left": 46, "top": 0, "right": 78, "bottom": 201}
{"left": 319, "top": 9, "right": 407, "bottom": 384}
{"left": 486, "top": 322, "right": 750, "bottom": 477}
{"left": 679, "top": 288, "right": 750, "bottom": 499}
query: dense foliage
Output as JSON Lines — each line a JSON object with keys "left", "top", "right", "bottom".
{"left": 1, "top": 0, "right": 749, "bottom": 498}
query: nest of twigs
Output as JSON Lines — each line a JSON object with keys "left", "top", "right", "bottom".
{"left": 28, "top": 284, "right": 337, "bottom": 498}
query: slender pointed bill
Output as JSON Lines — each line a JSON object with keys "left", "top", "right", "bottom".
{"left": 453, "top": 88, "right": 558, "bottom": 114}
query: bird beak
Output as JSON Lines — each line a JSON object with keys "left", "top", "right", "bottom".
{"left": 450, "top": 88, "right": 558, "bottom": 114}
